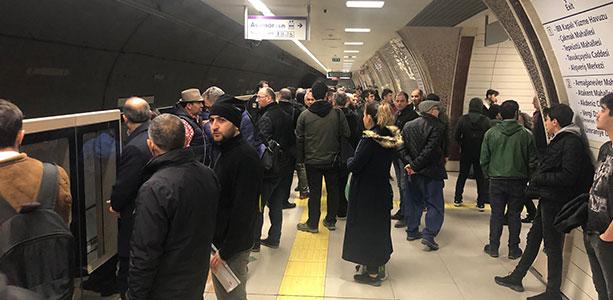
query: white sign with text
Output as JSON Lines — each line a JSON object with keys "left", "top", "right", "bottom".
{"left": 245, "top": 15, "right": 308, "bottom": 41}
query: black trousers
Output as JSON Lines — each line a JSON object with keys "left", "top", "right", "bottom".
{"left": 337, "top": 164, "right": 350, "bottom": 217}
{"left": 305, "top": 164, "right": 340, "bottom": 229}
{"left": 584, "top": 231, "right": 613, "bottom": 300}
{"left": 454, "top": 154, "right": 486, "bottom": 205}
{"left": 489, "top": 179, "right": 526, "bottom": 250}
{"left": 511, "top": 201, "right": 564, "bottom": 293}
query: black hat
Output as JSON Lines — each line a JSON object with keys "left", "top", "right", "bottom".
{"left": 311, "top": 81, "right": 328, "bottom": 100}
{"left": 210, "top": 102, "right": 243, "bottom": 128}
{"left": 425, "top": 93, "right": 440, "bottom": 102}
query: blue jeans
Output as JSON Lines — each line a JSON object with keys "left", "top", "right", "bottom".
{"left": 404, "top": 174, "right": 445, "bottom": 240}
{"left": 392, "top": 159, "right": 409, "bottom": 214}
{"left": 488, "top": 179, "right": 526, "bottom": 250}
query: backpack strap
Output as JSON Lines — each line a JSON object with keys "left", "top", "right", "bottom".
{"left": 0, "top": 193, "right": 17, "bottom": 224}
{"left": 36, "top": 163, "right": 59, "bottom": 210}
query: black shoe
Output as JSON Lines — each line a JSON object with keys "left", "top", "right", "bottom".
{"left": 394, "top": 220, "right": 407, "bottom": 228}
{"left": 353, "top": 273, "right": 382, "bottom": 287}
{"left": 421, "top": 238, "right": 439, "bottom": 251}
{"left": 526, "top": 291, "right": 563, "bottom": 300}
{"left": 323, "top": 221, "right": 336, "bottom": 231}
{"left": 521, "top": 216, "right": 534, "bottom": 223}
{"left": 283, "top": 202, "right": 297, "bottom": 209}
{"left": 494, "top": 275, "right": 524, "bottom": 292}
{"left": 297, "top": 223, "right": 318, "bottom": 233}
{"left": 477, "top": 204, "right": 485, "bottom": 212}
{"left": 484, "top": 244, "right": 499, "bottom": 258}
{"left": 260, "top": 238, "right": 280, "bottom": 249}
{"left": 251, "top": 243, "right": 261, "bottom": 252}
{"left": 508, "top": 247, "right": 523, "bottom": 260}
{"left": 391, "top": 211, "right": 403, "bottom": 220}
{"left": 406, "top": 231, "right": 423, "bottom": 241}
{"left": 453, "top": 200, "right": 463, "bottom": 207}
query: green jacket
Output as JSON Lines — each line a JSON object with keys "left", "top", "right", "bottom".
{"left": 480, "top": 120, "right": 538, "bottom": 179}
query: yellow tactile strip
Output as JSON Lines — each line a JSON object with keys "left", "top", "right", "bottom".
{"left": 276, "top": 192, "right": 330, "bottom": 300}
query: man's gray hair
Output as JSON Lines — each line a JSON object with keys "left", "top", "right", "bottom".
{"left": 123, "top": 98, "right": 151, "bottom": 123}
{"left": 334, "top": 93, "right": 348, "bottom": 107}
{"left": 280, "top": 88, "right": 292, "bottom": 101}
{"left": 148, "top": 114, "right": 185, "bottom": 152}
{"left": 203, "top": 86, "right": 225, "bottom": 102}
{"left": 260, "top": 87, "right": 276, "bottom": 99}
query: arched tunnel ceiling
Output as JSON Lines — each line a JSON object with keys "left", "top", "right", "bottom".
{"left": 203, "top": 0, "right": 433, "bottom": 73}
{"left": 407, "top": 0, "right": 488, "bottom": 27}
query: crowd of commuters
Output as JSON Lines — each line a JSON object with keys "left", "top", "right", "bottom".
{"left": 1, "top": 82, "right": 612, "bottom": 300}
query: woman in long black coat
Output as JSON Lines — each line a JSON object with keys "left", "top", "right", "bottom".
{"left": 342, "top": 102, "right": 403, "bottom": 286}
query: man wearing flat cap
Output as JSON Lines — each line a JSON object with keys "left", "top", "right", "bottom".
{"left": 399, "top": 100, "right": 447, "bottom": 251}
{"left": 209, "top": 102, "right": 264, "bottom": 300}
{"left": 173, "top": 88, "right": 207, "bottom": 163}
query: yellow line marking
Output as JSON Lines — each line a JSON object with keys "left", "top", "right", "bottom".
{"left": 277, "top": 188, "right": 330, "bottom": 300}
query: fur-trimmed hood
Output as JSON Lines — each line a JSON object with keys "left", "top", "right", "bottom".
{"left": 362, "top": 126, "right": 404, "bottom": 149}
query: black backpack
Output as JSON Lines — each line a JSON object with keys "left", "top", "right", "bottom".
{"left": 0, "top": 163, "right": 74, "bottom": 300}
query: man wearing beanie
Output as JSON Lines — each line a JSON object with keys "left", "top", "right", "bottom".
{"left": 296, "top": 80, "right": 350, "bottom": 233}
{"left": 399, "top": 100, "right": 447, "bottom": 251}
{"left": 209, "top": 102, "right": 264, "bottom": 300}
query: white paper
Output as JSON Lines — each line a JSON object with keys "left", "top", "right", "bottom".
{"left": 210, "top": 245, "right": 241, "bottom": 293}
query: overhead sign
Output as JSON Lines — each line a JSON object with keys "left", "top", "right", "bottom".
{"left": 245, "top": 15, "right": 308, "bottom": 41}
{"left": 328, "top": 72, "right": 352, "bottom": 78}
{"left": 533, "top": 0, "right": 613, "bottom": 142}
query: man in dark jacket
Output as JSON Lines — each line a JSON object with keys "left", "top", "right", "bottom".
{"left": 128, "top": 114, "right": 219, "bottom": 300}
{"left": 296, "top": 81, "right": 350, "bottom": 233}
{"left": 453, "top": 97, "right": 491, "bottom": 211}
{"left": 399, "top": 100, "right": 447, "bottom": 251}
{"left": 254, "top": 87, "right": 295, "bottom": 250}
{"left": 172, "top": 88, "right": 207, "bottom": 162}
{"left": 210, "top": 102, "right": 264, "bottom": 300}
{"left": 584, "top": 93, "right": 613, "bottom": 300}
{"left": 494, "top": 104, "right": 592, "bottom": 300}
{"left": 484, "top": 89, "right": 501, "bottom": 120}
{"left": 391, "top": 91, "right": 419, "bottom": 227}
{"left": 278, "top": 88, "right": 303, "bottom": 208}
{"left": 333, "top": 92, "right": 360, "bottom": 219}
{"left": 110, "top": 97, "right": 152, "bottom": 298}
{"left": 481, "top": 100, "right": 538, "bottom": 260}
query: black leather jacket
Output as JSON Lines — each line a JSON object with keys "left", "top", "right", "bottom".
{"left": 399, "top": 114, "right": 447, "bottom": 180}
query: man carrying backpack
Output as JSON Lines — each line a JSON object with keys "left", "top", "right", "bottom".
{"left": 0, "top": 99, "right": 74, "bottom": 299}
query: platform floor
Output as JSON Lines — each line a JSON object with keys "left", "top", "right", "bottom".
{"left": 81, "top": 172, "right": 546, "bottom": 300}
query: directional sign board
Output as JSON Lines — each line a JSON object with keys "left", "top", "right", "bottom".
{"left": 245, "top": 15, "right": 308, "bottom": 40}
{"left": 327, "top": 72, "right": 352, "bottom": 78}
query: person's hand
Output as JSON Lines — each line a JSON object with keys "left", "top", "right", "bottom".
{"left": 600, "top": 233, "right": 613, "bottom": 242}
{"left": 210, "top": 252, "right": 223, "bottom": 271}
{"left": 404, "top": 165, "right": 414, "bottom": 175}
{"left": 107, "top": 200, "right": 119, "bottom": 217}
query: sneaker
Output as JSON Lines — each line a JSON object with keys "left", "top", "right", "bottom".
{"left": 377, "top": 265, "right": 387, "bottom": 281}
{"left": 494, "top": 274, "right": 524, "bottom": 292}
{"left": 508, "top": 247, "right": 523, "bottom": 260}
{"left": 477, "top": 204, "right": 485, "bottom": 212}
{"left": 260, "top": 238, "right": 279, "bottom": 249}
{"left": 391, "top": 211, "right": 403, "bottom": 220}
{"left": 353, "top": 273, "right": 382, "bottom": 287}
{"left": 282, "top": 202, "right": 297, "bottom": 209}
{"left": 323, "top": 221, "right": 336, "bottom": 231}
{"left": 297, "top": 223, "right": 318, "bottom": 233}
{"left": 394, "top": 220, "right": 407, "bottom": 228}
{"left": 454, "top": 200, "right": 463, "bottom": 207}
{"left": 526, "top": 291, "right": 562, "bottom": 300}
{"left": 251, "top": 243, "right": 261, "bottom": 252}
{"left": 484, "top": 244, "right": 499, "bottom": 258}
{"left": 421, "top": 238, "right": 439, "bottom": 251}
{"left": 406, "top": 231, "right": 423, "bottom": 241}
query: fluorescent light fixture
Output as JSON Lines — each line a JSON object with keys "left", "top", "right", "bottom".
{"left": 344, "top": 55, "right": 357, "bottom": 59}
{"left": 344, "top": 50, "right": 360, "bottom": 53}
{"left": 340, "top": 76, "right": 351, "bottom": 79}
{"left": 344, "top": 42, "right": 364, "bottom": 46}
{"left": 246, "top": 0, "right": 328, "bottom": 73}
{"left": 345, "top": 28, "right": 371, "bottom": 33}
{"left": 344, "top": 60, "right": 355, "bottom": 62}
{"left": 247, "top": 0, "right": 274, "bottom": 16}
{"left": 346, "top": 1, "right": 385, "bottom": 8}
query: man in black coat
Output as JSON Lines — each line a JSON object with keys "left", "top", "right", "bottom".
{"left": 453, "top": 97, "right": 491, "bottom": 211}
{"left": 399, "top": 100, "right": 447, "bottom": 251}
{"left": 110, "top": 97, "right": 153, "bottom": 298}
{"left": 254, "top": 87, "right": 295, "bottom": 250}
{"left": 391, "top": 91, "right": 419, "bottom": 227}
{"left": 209, "top": 102, "right": 264, "bottom": 300}
{"left": 495, "top": 104, "right": 592, "bottom": 300}
{"left": 128, "top": 114, "right": 219, "bottom": 300}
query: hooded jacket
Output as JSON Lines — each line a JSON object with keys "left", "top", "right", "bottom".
{"left": 454, "top": 99, "right": 492, "bottom": 158}
{"left": 480, "top": 120, "right": 538, "bottom": 179}
{"left": 296, "top": 100, "right": 350, "bottom": 165}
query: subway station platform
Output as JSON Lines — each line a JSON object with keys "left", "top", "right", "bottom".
{"left": 83, "top": 172, "right": 545, "bottom": 300}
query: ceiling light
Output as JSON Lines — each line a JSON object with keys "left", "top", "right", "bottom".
{"left": 344, "top": 60, "right": 355, "bottom": 62}
{"left": 344, "top": 50, "right": 360, "bottom": 53}
{"left": 345, "top": 28, "right": 371, "bottom": 33}
{"left": 344, "top": 42, "right": 364, "bottom": 46}
{"left": 340, "top": 76, "right": 351, "bottom": 79}
{"left": 344, "top": 55, "right": 357, "bottom": 59}
{"left": 346, "top": 1, "right": 385, "bottom": 8}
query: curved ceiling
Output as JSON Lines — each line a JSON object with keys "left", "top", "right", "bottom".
{"left": 202, "top": 0, "right": 433, "bottom": 73}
